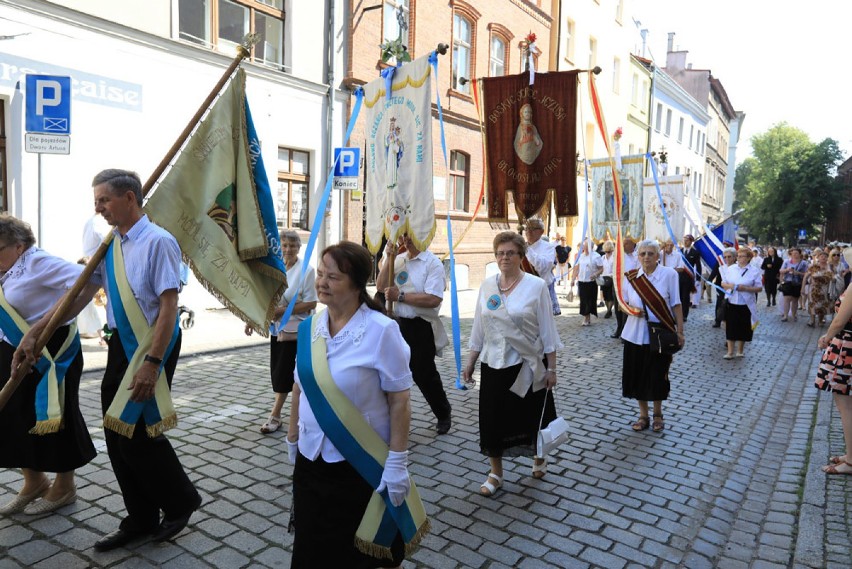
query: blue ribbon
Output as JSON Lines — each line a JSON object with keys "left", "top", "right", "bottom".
{"left": 278, "top": 88, "right": 364, "bottom": 329}
{"left": 430, "top": 51, "right": 464, "bottom": 390}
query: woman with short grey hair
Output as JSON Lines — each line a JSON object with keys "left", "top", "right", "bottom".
{"left": 0, "top": 214, "right": 96, "bottom": 515}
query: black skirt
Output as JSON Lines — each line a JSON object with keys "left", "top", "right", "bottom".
{"left": 724, "top": 302, "right": 754, "bottom": 342}
{"left": 0, "top": 327, "right": 95, "bottom": 472}
{"left": 269, "top": 337, "right": 297, "bottom": 394}
{"left": 578, "top": 281, "right": 599, "bottom": 316}
{"left": 601, "top": 276, "right": 615, "bottom": 302}
{"left": 621, "top": 340, "right": 672, "bottom": 401}
{"left": 479, "top": 362, "right": 556, "bottom": 458}
{"left": 291, "top": 453, "right": 405, "bottom": 568}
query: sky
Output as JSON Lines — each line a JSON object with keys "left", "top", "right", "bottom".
{"left": 632, "top": 0, "right": 852, "bottom": 165}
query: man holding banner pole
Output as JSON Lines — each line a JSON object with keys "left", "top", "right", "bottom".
{"left": 15, "top": 170, "right": 201, "bottom": 551}
{"left": 524, "top": 219, "right": 561, "bottom": 316}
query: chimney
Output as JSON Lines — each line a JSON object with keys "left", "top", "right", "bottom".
{"left": 687, "top": 63, "right": 692, "bottom": 69}
{"left": 667, "top": 32, "right": 675, "bottom": 53}
{"left": 640, "top": 29, "right": 648, "bottom": 58}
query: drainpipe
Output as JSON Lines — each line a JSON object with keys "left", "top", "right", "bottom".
{"left": 320, "top": 0, "right": 336, "bottom": 253}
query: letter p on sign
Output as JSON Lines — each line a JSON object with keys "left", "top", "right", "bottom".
{"left": 25, "top": 75, "right": 72, "bottom": 135}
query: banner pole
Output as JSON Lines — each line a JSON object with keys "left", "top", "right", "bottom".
{"left": 0, "top": 43, "right": 254, "bottom": 413}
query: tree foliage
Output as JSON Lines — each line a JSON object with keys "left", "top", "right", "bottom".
{"left": 737, "top": 123, "right": 844, "bottom": 244}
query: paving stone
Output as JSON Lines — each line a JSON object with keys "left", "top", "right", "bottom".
{"left": 8, "top": 540, "right": 60, "bottom": 565}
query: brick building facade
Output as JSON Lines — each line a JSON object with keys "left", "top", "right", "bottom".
{"left": 342, "top": 0, "right": 553, "bottom": 288}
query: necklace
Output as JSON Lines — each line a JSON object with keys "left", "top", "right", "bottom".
{"left": 498, "top": 273, "right": 522, "bottom": 292}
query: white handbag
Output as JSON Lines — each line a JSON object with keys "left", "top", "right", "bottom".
{"left": 536, "top": 388, "right": 570, "bottom": 458}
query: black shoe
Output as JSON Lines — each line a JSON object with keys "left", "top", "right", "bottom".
{"left": 604, "top": 311, "right": 612, "bottom": 319}
{"left": 610, "top": 332, "right": 620, "bottom": 338}
{"left": 94, "top": 528, "right": 151, "bottom": 552}
{"left": 152, "top": 494, "right": 202, "bottom": 543}
{"left": 436, "top": 417, "right": 452, "bottom": 435}
{"left": 712, "top": 322, "right": 721, "bottom": 328}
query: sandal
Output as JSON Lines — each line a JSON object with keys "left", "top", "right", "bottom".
{"left": 652, "top": 414, "right": 665, "bottom": 432}
{"left": 823, "top": 461, "right": 852, "bottom": 475}
{"left": 479, "top": 473, "right": 503, "bottom": 497}
{"left": 532, "top": 458, "right": 547, "bottom": 479}
{"left": 723, "top": 354, "right": 734, "bottom": 360}
{"left": 829, "top": 455, "right": 847, "bottom": 465}
{"left": 632, "top": 416, "right": 650, "bottom": 431}
{"left": 260, "top": 415, "right": 281, "bottom": 434}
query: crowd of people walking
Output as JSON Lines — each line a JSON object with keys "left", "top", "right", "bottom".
{"left": 3, "top": 196, "right": 852, "bottom": 567}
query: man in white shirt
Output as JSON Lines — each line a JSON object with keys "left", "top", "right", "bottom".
{"left": 378, "top": 234, "right": 452, "bottom": 435}
{"left": 661, "top": 239, "right": 694, "bottom": 323}
{"left": 524, "top": 218, "right": 561, "bottom": 315}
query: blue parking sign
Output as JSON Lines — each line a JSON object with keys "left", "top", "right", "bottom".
{"left": 333, "top": 147, "right": 360, "bottom": 177}
{"left": 26, "top": 75, "right": 71, "bottom": 135}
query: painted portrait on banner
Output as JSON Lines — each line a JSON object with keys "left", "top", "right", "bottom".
{"left": 363, "top": 55, "right": 435, "bottom": 254}
{"left": 589, "top": 154, "right": 645, "bottom": 242}
{"left": 479, "top": 70, "right": 580, "bottom": 222}
{"left": 643, "top": 175, "right": 686, "bottom": 242}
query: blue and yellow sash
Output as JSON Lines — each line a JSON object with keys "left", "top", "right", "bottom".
{"left": 296, "top": 314, "right": 430, "bottom": 560}
{"left": 0, "top": 287, "right": 80, "bottom": 435}
{"left": 103, "top": 238, "right": 180, "bottom": 439}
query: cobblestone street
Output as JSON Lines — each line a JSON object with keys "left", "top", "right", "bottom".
{"left": 1, "top": 295, "right": 850, "bottom": 568}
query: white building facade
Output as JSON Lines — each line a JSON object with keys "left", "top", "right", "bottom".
{"left": 0, "top": 0, "right": 347, "bottom": 266}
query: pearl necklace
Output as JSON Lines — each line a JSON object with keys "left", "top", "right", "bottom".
{"left": 498, "top": 273, "right": 522, "bottom": 292}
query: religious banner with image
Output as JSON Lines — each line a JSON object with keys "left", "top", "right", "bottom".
{"left": 589, "top": 154, "right": 645, "bottom": 242}
{"left": 479, "top": 70, "right": 580, "bottom": 222}
{"left": 643, "top": 175, "right": 686, "bottom": 242}
{"left": 363, "top": 54, "right": 435, "bottom": 254}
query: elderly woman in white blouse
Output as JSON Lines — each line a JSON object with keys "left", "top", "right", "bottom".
{"left": 720, "top": 247, "right": 763, "bottom": 359}
{"left": 463, "top": 232, "right": 563, "bottom": 497}
{"left": 571, "top": 240, "right": 604, "bottom": 326}
{"left": 619, "top": 239, "right": 684, "bottom": 433}
{"left": 0, "top": 214, "right": 96, "bottom": 515}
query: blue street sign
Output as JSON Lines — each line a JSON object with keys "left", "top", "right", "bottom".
{"left": 798, "top": 229, "right": 807, "bottom": 239}
{"left": 25, "top": 75, "right": 71, "bottom": 134}
{"left": 333, "top": 147, "right": 360, "bottom": 177}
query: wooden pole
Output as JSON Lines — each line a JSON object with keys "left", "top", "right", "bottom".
{"left": 0, "top": 46, "right": 252, "bottom": 413}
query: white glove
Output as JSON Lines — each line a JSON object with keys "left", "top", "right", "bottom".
{"left": 287, "top": 438, "right": 299, "bottom": 465}
{"left": 376, "top": 450, "right": 411, "bottom": 507}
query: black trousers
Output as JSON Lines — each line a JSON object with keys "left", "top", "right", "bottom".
{"left": 678, "top": 271, "right": 693, "bottom": 321}
{"left": 102, "top": 329, "right": 200, "bottom": 532}
{"left": 614, "top": 303, "right": 627, "bottom": 336}
{"left": 397, "top": 317, "right": 451, "bottom": 421}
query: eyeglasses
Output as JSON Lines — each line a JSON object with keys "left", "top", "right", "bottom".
{"left": 495, "top": 250, "right": 520, "bottom": 258}
{"left": 830, "top": 254, "right": 840, "bottom": 257}
{"left": 637, "top": 251, "right": 657, "bottom": 257}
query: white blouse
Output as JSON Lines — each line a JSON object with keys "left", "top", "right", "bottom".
{"left": 575, "top": 252, "right": 604, "bottom": 282}
{"left": 469, "top": 274, "right": 563, "bottom": 369}
{"left": 274, "top": 258, "right": 318, "bottom": 334}
{"left": 722, "top": 263, "right": 763, "bottom": 306}
{"left": 601, "top": 253, "right": 614, "bottom": 277}
{"left": 620, "top": 265, "right": 681, "bottom": 346}
{"left": 293, "top": 304, "right": 413, "bottom": 463}
{"left": 0, "top": 247, "right": 82, "bottom": 344}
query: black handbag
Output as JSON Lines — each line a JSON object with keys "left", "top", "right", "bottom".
{"left": 640, "top": 300, "right": 682, "bottom": 355}
{"left": 647, "top": 322, "right": 681, "bottom": 355}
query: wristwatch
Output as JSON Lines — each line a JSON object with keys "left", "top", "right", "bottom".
{"left": 398, "top": 291, "right": 406, "bottom": 303}
{"left": 144, "top": 354, "right": 163, "bottom": 366}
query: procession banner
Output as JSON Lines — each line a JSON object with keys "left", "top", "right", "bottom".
{"left": 589, "top": 154, "right": 645, "bottom": 242}
{"left": 479, "top": 70, "right": 580, "bottom": 222}
{"left": 145, "top": 69, "right": 287, "bottom": 334}
{"left": 363, "top": 55, "right": 435, "bottom": 254}
{"left": 643, "top": 175, "right": 685, "bottom": 242}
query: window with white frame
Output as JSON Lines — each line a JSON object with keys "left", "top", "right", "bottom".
{"left": 664, "top": 109, "right": 672, "bottom": 136}
{"left": 452, "top": 13, "right": 472, "bottom": 93}
{"left": 631, "top": 73, "right": 639, "bottom": 106}
{"left": 688, "top": 125, "right": 694, "bottom": 149}
{"left": 382, "top": 0, "right": 411, "bottom": 64}
{"left": 654, "top": 103, "right": 663, "bottom": 132}
{"left": 178, "top": 0, "right": 285, "bottom": 70}
{"left": 277, "top": 147, "right": 310, "bottom": 230}
{"left": 588, "top": 37, "right": 597, "bottom": 69}
{"left": 564, "top": 19, "right": 575, "bottom": 62}
{"left": 612, "top": 57, "right": 621, "bottom": 94}
{"left": 489, "top": 35, "right": 506, "bottom": 76}
{"left": 677, "top": 117, "right": 684, "bottom": 143}
{"left": 449, "top": 151, "right": 469, "bottom": 211}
